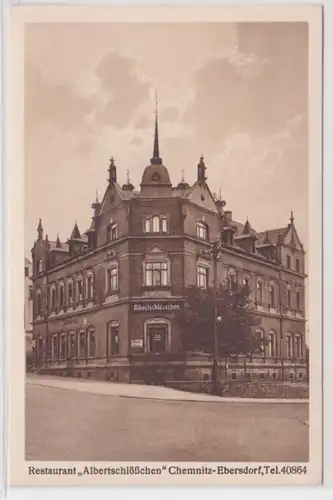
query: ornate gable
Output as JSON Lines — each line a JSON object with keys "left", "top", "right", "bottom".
{"left": 186, "top": 182, "right": 218, "bottom": 213}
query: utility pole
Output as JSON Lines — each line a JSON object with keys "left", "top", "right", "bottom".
{"left": 210, "top": 238, "right": 222, "bottom": 395}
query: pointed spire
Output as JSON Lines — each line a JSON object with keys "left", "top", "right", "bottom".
{"left": 56, "top": 234, "right": 61, "bottom": 248}
{"left": 197, "top": 154, "right": 207, "bottom": 183}
{"left": 122, "top": 168, "right": 135, "bottom": 191}
{"left": 177, "top": 168, "right": 189, "bottom": 191}
{"left": 37, "top": 218, "right": 43, "bottom": 240}
{"left": 70, "top": 221, "right": 81, "bottom": 240}
{"left": 243, "top": 218, "right": 252, "bottom": 235}
{"left": 151, "top": 92, "right": 162, "bottom": 165}
{"left": 108, "top": 156, "right": 117, "bottom": 184}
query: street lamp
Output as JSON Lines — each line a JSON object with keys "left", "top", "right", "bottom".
{"left": 210, "top": 238, "right": 222, "bottom": 395}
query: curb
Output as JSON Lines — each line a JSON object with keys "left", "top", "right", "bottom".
{"left": 27, "top": 379, "right": 309, "bottom": 405}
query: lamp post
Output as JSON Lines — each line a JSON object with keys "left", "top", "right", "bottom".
{"left": 210, "top": 238, "right": 222, "bottom": 395}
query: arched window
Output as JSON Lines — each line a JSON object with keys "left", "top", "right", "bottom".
{"left": 68, "top": 332, "right": 76, "bottom": 359}
{"left": 286, "top": 334, "right": 293, "bottom": 358}
{"left": 76, "top": 276, "right": 84, "bottom": 302}
{"left": 87, "top": 328, "right": 96, "bottom": 357}
{"left": 48, "top": 285, "right": 56, "bottom": 313}
{"left": 256, "top": 328, "right": 265, "bottom": 356}
{"left": 287, "top": 286, "right": 292, "bottom": 309}
{"left": 78, "top": 330, "right": 86, "bottom": 358}
{"left": 144, "top": 318, "right": 170, "bottom": 354}
{"left": 269, "top": 283, "right": 275, "bottom": 306}
{"left": 59, "top": 333, "right": 66, "bottom": 360}
{"left": 58, "top": 283, "right": 65, "bottom": 310}
{"left": 144, "top": 215, "right": 168, "bottom": 234}
{"left": 294, "top": 334, "right": 302, "bottom": 358}
{"left": 51, "top": 335, "right": 58, "bottom": 360}
{"left": 107, "top": 321, "right": 120, "bottom": 356}
{"left": 243, "top": 276, "right": 250, "bottom": 288}
{"left": 35, "top": 290, "right": 42, "bottom": 316}
{"left": 256, "top": 280, "right": 263, "bottom": 302}
{"left": 67, "top": 279, "right": 74, "bottom": 306}
{"left": 228, "top": 269, "right": 237, "bottom": 290}
{"left": 144, "top": 218, "right": 151, "bottom": 233}
{"left": 267, "top": 330, "right": 277, "bottom": 357}
{"left": 152, "top": 216, "right": 160, "bottom": 232}
{"left": 86, "top": 272, "right": 94, "bottom": 301}
{"left": 37, "top": 260, "right": 43, "bottom": 273}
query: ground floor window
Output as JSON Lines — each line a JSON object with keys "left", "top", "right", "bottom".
{"left": 78, "top": 330, "right": 86, "bottom": 358}
{"left": 88, "top": 328, "right": 96, "bottom": 357}
{"left": 286, "top": 334, "right": 293, "bottom": 358}
{"left": 145, "top": 319, "right": 170, "bottom": 354}
{"left": 59, "top": 334, "right": 66, "bottom": 359}
{"left": 294, "top": 335, "right": 302, "bottom": 358}
{"left": 51, "top": 335, "right": 58, "bottom": 359}
{"left": 68, "top": 332, "right": 76, "bottom": 359}
{"left": 267, "top": 330, "right": 277, "bottom": 357}
{"left": 108, "top": 322, "right": 120, "bottom": 356}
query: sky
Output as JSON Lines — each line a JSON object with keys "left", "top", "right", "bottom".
{"left": 24, "top": 22, "right": 308, "bottom": 257}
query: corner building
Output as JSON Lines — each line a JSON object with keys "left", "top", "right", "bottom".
{"left": 31, "top": 117, "right": 307, "bottom": 383}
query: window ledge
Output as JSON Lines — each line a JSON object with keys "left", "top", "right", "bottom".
{"left": 142, "top": 285, "right": 171, "bottom": 291}
{"left": 144, "top": 231, "right": 168, "bottom": 235}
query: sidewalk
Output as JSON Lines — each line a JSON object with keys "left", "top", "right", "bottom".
{"left": 26, "top": 373, "right": 308, "bottom": 404}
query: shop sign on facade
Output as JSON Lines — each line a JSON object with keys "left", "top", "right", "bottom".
{"left": 131, "top": 302, "right": 181, "bottom": 313}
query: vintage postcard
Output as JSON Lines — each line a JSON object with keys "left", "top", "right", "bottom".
{"left": 7, "top": 3, "right": 322, "bottom": 487}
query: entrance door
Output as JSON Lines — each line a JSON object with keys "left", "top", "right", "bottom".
{"left": 147, "top": 325, "right": 168, "bottom": 354}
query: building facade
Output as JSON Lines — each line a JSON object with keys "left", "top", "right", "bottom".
{"left": 30, "top": 117, "right": 307, "bottom": 384}
{"left": 25, "top": 258, "right": 33, "bottom": 361}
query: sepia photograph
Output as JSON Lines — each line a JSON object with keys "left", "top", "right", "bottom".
{"left": 7, "top": 3, "right": 322, "bottom": 487}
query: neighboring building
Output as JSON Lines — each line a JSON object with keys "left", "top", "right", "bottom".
{"left": 30, "top": 115, "right": 307, "bottom": 383}
{"left": 25, "top": 258, "right": 33, "bottom": 362}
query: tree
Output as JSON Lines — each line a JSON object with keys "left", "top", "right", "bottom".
{"left": 176, "top": 281, "right": 263, "bottom": 356}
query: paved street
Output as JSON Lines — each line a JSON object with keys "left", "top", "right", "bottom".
{"left": 26, "top": 377, "right": 309, "bottom": 462}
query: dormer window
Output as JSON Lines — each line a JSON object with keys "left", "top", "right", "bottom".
{"left": 144, "top": 216, "right": 168, "bottom": 234}
{"left": 196, "top": 222, "right": 208, "bottom": 240}
{"left": 107, "top": 222, "right": 118, "bottom": 242}
{"left": 37, "top": 260, "right": 43, "bottom": 273}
